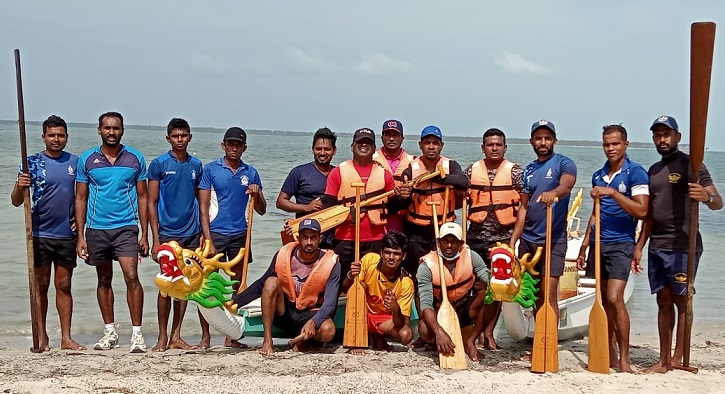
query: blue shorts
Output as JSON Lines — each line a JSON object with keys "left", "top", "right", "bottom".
{"left": 648, "top": 248, "right": 701, "bottom": 296}
{"left": 211, "top": 231, "right": 252, "bottom": 264}
{"left": 585, "top": 242, "right": 633, "bottom": 281}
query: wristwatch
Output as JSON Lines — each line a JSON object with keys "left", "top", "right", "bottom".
{"left": 706, "top": 193, "right": 715, "bottom": 204}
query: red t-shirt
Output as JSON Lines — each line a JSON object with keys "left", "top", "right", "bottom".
{"left": 324, "top": 162, "right": 395, "bottom": 242}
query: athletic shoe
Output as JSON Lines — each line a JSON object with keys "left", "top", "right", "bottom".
{"left": 129, "top": 333, "right": 147, "bottom": 353}
{"left": 93, "top": 329, "right": 119, "bottom": 350}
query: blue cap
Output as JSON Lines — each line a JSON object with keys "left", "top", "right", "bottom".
{"left": 650, "top": 115, "right": 679, "bottom": 131}
{"left": 530, "top": 119, "right": 556, "bottom": 135}
{"left": 420, "top": 125, "right": 443, "bottom": 140}
{"left": 382, "top": 119, "right": 403, "bottom": 135}
{"left": 298, "top": 218, "right": 321, "bottom": 233}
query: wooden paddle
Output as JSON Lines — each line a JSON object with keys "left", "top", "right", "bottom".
{"left": 238, "top": 195, "right": 255, "bottom": 292}
{"left": 429, "top": 201, "right": 468, "bottom": 369}
{"left": 461, "top": 197, "right": 468, "bottom": 244}
{"left": 281, "top": 168, "right": 445, "bottom": 244}
{"left": 442, "top": 184, "right": 451, "bottom": 224}
{"left": 587, "top": 198, "right": 609, "bottom": 373}
{"left": 531, "top": 200, "right": 558, "bottom": 373}
{"left": 343, "top": 182, "right": 368, "bottom": 348}
{"left": 681, "top": 21, "right": 716, "bottom": 373}
{"left": 14, "top": 49, "right": 42, "bottom": 353}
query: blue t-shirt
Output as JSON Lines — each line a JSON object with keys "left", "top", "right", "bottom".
{"left": 148, "top": 152, "right": 203, "bottom": 237}
{"left": 19, "top": 151, "right": 79, "bottom": 239}
{"left": 589, "top": 156, "right": 649, "bottom": 244}
{"left": 198, "top": 158, "right": 262, "bottom": 236}
{"left": 521, "top": 153, "right": 577, "bottom": 244}
{"left": 76, "top": 145, "right": 148, "bottom": 230}
{"left": 280, "top": 162, "right": 331, "bottom": 218}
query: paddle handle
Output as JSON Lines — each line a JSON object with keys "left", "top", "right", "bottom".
{"left": 594, "top": 198, "right": 602, "bottom": 303}
{"left": 544, "top": 202, "right": 553, "bottom": 304}
{"left": 429, "top": 201, "right": 448, "bottom": 297}
{"left": 462, "top": 197, "right": 468, "bottom": 244}
{"left": 239, "top": 195, "right": 255, "bottom": 291}
{"left": 352, "top": 182, "right": 365, "bottom": 267}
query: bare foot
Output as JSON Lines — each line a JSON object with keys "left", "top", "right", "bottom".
{"left": 618, "top": 361, "right": 636, "bottom": 373}
{"left": 197, "top": 336, "right": 211, "bottom": 349}
{"left": 152, "top": 336, "right": 168, "bottom": 352}
{"left": 224, "top": 338, "right": 248, "bottom": 349}
{"left": 168, "top": 338, "right": 198, "bottom": 350}
{"left": 258, "top": 341, "right": 274, "bottom": 355}
{"left": 38, "top": 334, "right": 51, "bottom": 353}
{"left": 347, "top": 348, "right": 366, "bottom": 355}
{"left": 60, "top": 338, "right": 86, "bottom": 351}
{"left": 520, "top": 352, "right": 532, "bottom": 362}
{"left": 642, "top": 362, "right": 672, "bottom": 374}
{"left": 482, "top": 336, "right": 502, "bottom": 351}
{"left": 409, "top": 337, "right": 427, "bottom": 349}
{"left": 371, "top": 335, "right": 392, "bottom": 352}
{"left": 464, "top": 339, "right": 484, "bottom": 361}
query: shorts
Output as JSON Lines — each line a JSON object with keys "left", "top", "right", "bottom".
{"left": 585, "top": 241, "right": 633, "bottom": 281}
{"left": 368, "top": 312, "right": 393, "bottom": 334}
{"left": 648, "top": 248, "right": 701, "bottom": 296}
{"left": 468, "top": 238, "right": 511, "bottom": 269}
{"left": 272, "top": 299, "right": 318, "bottom": 336}
{"left": 518, "top": 238, "right": 566, "bottom": 277}
{"left": 33, "top": 237, "right": 77, "bottom": 269}
{"left": 159, "top": 233, "right": 201, "bottom": 250}
{"left": 212, "top": 231, "right": 252, "bottom": 263}
{"left": 333, "top": 239, "right": 382, "bottom": 278}
{"left": 85, "top": 225, "right": 139, "bottom": 266}
{"left": 450, "top": 291, "right": 481, "bottom": 327}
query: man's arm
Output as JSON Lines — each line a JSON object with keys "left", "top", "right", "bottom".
{"left": 509, "top": 193, "right": 530, "bottom": 248}
{"left": 576, "top": 212, "right": 595, "bottom": 269}
{"left": 443, "top": 161, "right": 469, "bottom": 190}
{"left": 311, "top": 261, "right": 342, "bottom": 328}
{"left": 470, "top": 250, "right": 491, "bottom": 284}
{"left": 539, "top": 173, "right": 576, "bottom": 204}
{"left": 11, "top": 173, "right": 30, "bottom": 207}
{"left": 75, "top": 181, "right": 89, "bottom": 259}
{"left": 148, "top": 179, "right": 161, "bottom": 260}
{"left": 136, "top": 179, "right": 149, "bottom": 256}
{"left": 277, "top": 191, "right": 323, "bottom": 214}
{"left": 198, "top": 189, "right": 215, "bottom": 255}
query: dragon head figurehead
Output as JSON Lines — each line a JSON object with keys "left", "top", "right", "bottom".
{"left": 154, "top": 240, "right": 244, "bottom": 313}
{"left": 485, "top": 242, "right": 542, "bottom": 309}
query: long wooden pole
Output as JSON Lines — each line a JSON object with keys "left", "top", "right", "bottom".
{"left": 238, "top": 195, "right": 255, "bottom": 291}
{"left": 587, "top": 198, "right": 609, "bottom": 373}
{"left": 14, "top": 49, "right": 42, "bottom": 352}
{"left": 682, "top": 21, "right": 716, "bottom": 372}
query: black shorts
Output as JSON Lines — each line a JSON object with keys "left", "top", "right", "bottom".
{"left": 333, "top": 239, "right": 382, "bottom": 278}
{"left": 211, "top": 231, "right": 251, "bottom": 263}
{"left": 450, "top": 290, "right": 482, "bottom": 327}
{"left": 585, "top": 241, "right": 633, "bottom": 281}
{"left": 518, "top": 238, "right": 566, "bottom": 277}
{"left": 85, "top": 225, "right": 139, "bottom": 266}
{"left": 33, "top": 237, "right": 77, "bottom": 269}
{"left": 468, "top": 238, "right": 511, "bottom": 269}
{"left": 159, "top": 233, "right": 201, "bottom": 250}
{"left": 272, "top": 299, "right": 318, "bottom": 336}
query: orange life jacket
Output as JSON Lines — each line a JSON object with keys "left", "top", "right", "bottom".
{"left": 373, "top": 148, "right": 414, "bottom": 184}
{"left": 337, "top": 160, "right": 388, "bottom": 226}
{"left": 422, "top": 245, "right": 474, "bottom": 303}
{"left": 275, "top": 242, "right": 338, "bottom": 310}
{"left": 468, "top": 159, "right": 520, "bottom": 225}
{"left": 406, "top": 156, "right": 455, "bottom": 226}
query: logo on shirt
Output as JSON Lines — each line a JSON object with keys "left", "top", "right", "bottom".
{"left": 545, "top": 168, "right": 553, "bottom": 179}
{"left": 165, "top": 171, "right": 177, "bottom": 175}
{"left": 93, "top": 158, "right": 101, "bottom": 164}
{"left": 67, "top": 165, "right": 75, "bottom": 176}
{"left": 618, "top": 181, "right": 626, "bottom": 193}
{"left": 668, "top": 173, "right": 681, "bottom": 184}
{"left": 191, "top": 170, "right": 197, "bottom": 180}
{"left": 240, "top": 175, "right": 249, "bottom": 186}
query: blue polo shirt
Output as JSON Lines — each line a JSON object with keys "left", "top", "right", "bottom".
{"left": 76, "top": 145, "right": 147, "bottom": 230}
{"left": 19, "top": 151, "right": 79, "bottom": 239}
{"left": 198, "top": 158, "right": 262, "bottom": 236}
{"left": 148, "top": 152, "right": 203, "bottom": 237}
{"left": 589, "top": 156, "right": 649, "bottom": 244}
{"left": 280, "top": 162, "right": 331, "bottom": 218}
{"left": 521, "top": 153, "right": 577, "bottom": 244}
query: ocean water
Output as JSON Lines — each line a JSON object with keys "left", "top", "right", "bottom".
{"left": 0, "top": 124, "right": 723, "bottom": 341}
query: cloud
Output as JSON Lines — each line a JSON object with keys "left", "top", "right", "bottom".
{"left": 495, "top": 52, "right": 552, "bottom": 76}
{"left": 356, "top": 53, "right": 415, "bottom": 75}
{"left": 187, "top": 53, "right": 232, "bottom": 78}
{"left": 286, "top": 47, "right": 331, "bottom": 70}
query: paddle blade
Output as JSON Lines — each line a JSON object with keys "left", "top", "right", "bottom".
{"left": 690, "top": 22, "right": 715, "bottom": 173}
{"left": 531, "top": 304, "right": 558, "bottom": 373}
{"left": 342, "top": 279, "right": 368, "bottom": 348}
{"left": 587, "top": 303, "right": 610, "bottom": 374}
{"left": 437, "top": 302, "right": 468, "bottom": 370}
{"left": 284, "top": 205, "right": 351, "bottom": 243}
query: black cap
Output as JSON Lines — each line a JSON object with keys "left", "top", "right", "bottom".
{"left": 353, "top": 128, "right": 375, "bottom": 143}
{"left": 223, "top": 127, "right": 247, "bottom": 143}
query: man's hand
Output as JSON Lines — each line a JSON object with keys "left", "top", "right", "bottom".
{"left": 246, "top": 184, "right": 261, "bottom": 197}
{"left": 138, "top": 236, "right": 150, "bottom": 258}
{"left": 590, "top": 186, "right": 614, "bottom": 198}
{"left": 200, "top": 234, "right": 217, "bottom": 256}
{"left": 16, "top": 173, "right": 31, "bottom": 188}
{"left": 537, "top": 191, "right": 558, "bottom": 204}
{"left": 300, "top": 319, "right": 317, "bottom": 340}
{"left": 688, "top": 183, "right": 710, "bottom": 202}
{"left": 576, "top": 249, "right": 587, "bottom": 271}
{"left": 383, "top": 289, "right": 399, "bottom": 313}
{"left": 304, "top": 197, "right": 323, "bottom": 213}
{"left": 151, "top": 240, "right": 161, "bottom": 263}
{"left": 76, "top": 237, "right": 89, "bottom": 260}
{"left": 349, "top": 260, "right": 361, "bottom": 278}
{"left": 434, "top": 327, "right": 456, "bottom": 355}
{"left": 631, "top": 249, "right": 643, "bottom": 275}
{"left": 395, "top": 175, "right": 411, "bottom": 199}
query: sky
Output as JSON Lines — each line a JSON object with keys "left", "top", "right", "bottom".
{"left": 1, "top": 1, "right": 723, "bottom": 149}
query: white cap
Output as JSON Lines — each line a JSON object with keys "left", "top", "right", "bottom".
{"left": 439, "top": 222, "right": 463, "bottom": 240}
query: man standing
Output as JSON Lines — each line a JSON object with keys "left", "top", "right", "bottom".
{"left": 510, "top": 119, "right": 576, "bottom": 360}
{"left": 11, "top": 115, "right": 84, "bottom": 352}
{"left": 465, "top": 128, "right": 524, "bottom": 351}
{"left": 372, "top": 120, "right": 414, "bottom": 232}
{"left": 198, "top": 126, "right": 266, "bottom": 347}
{"left": 633, "top": 115, "right": 722, "bottom": 373}
{"left": 233, "top": 219, "right": 340, "bottom": 355}
{"left": 277, "top": 127, "right": 337, "bottom": 247}
{"left": 576, "top": 124, "right": 649, "bottom": 373}
{"left": 417, "top": 223, "right": 493, "bottom": 362}
{"left": 75, "top": 112, "right": 149, "bottom": 353}
{"left": 148, "top": 118, "right": 211, "bottom": 351}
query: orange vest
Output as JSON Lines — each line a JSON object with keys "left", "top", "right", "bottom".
{"left": 373, "top": 148, "right": 414, "bottom": 185}
{"left": 468, "top": 159, "right": 520, "bottom": 225}
{"left": 406, "top": 157, "right": 455, "bottom": 226}
{"left": 274, "top": 242, "right": 338, "bottom": 310}
{"left": 337, "top": 160, "right": 388, "bottom": 225}
{"left": 422, "top": 245, "right": 474, "bottom": 303}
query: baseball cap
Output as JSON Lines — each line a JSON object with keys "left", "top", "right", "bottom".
{"left": 223, "top": 127, "right": 247, "bottom": 143}
{"left": 353, "top": 128, "right": 375, "bottom": 143}
{"left": 420, "top": 125, "right": 443, "bottom": 140}
{"left": 650, "top": 115, "right": 679, "bottom": 131}
{"left": 530, "top": 119, "right": 556, "bottom": 136}
{"left": 298, "top": 218, "right": 321, "bottom": 233}
{"left": 382, "top": 119, "right": 403, "bottom": 135}
{"left": 438, "top": 222, "right": 463, "bottom": 240}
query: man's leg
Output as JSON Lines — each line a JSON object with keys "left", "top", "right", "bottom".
{"left": 95, "top": 263, "right": 115, "bottom": 324}
{"left": 54, "top": 263, "right": 85, "bottom": 350}
{"left": 671, "top": 294, "right": 687, "bottom": 367}
{"left": 644, "top": 287, "right": 676, "bottom": 373}
{"left": 605, "top": 278, "right": 633, "bottom": 372}
{"left": 198, "top": 311, "right": 211, "bottom": 349}
{"left": 259, "top": 277, "right": 285, "bottom": 355}
{"left": 152, "top": 292, "right": 171, "bottom": 351}
{"left": 312, "top": 318, "right": 336, "bottom": 343}
{"left": 118, "top": 256, "right": 143, "bottom": 326}
{"left": 377, "top": 319, "right": 413, "bottom": 347}
{"left": 168, "top": 300, "right": 196, "bottom": 349}
{"left": 463, "top": 291, "right": 489, "bottom": 361}
{"left": 34, "top": 264, "right": 52, "bottom": 352}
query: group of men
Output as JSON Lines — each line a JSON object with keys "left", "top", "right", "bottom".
{"left": 13, "top": 113, "right": 722, "bottom": 374}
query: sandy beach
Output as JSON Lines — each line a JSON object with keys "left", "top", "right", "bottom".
{"left": 1, "top": 326, "right": 723, "bottom": 394}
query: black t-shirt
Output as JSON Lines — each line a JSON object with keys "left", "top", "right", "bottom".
{"left": 648, "top": 150, "right": 713, "bottom": 251}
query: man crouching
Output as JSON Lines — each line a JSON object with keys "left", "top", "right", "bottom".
{"left": 343, "top": 231, "right": 415, "bottom": 354}
{"left": 233, "top": 219, "right": 340, "bottom": 354}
